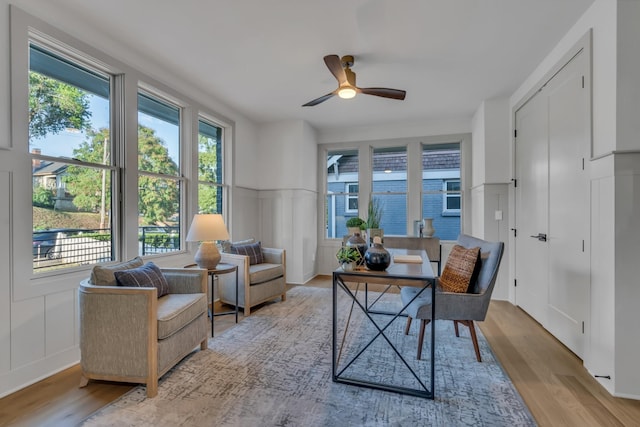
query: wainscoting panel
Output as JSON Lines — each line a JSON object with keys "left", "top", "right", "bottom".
{"left": 10, "top": 296, "right": 46, "bottom": 369}
{"left": 0, "top": 171, "right": 10, "bottom": 374}
{"left": 45, "top": 289, "right": 77, "bottom": 356}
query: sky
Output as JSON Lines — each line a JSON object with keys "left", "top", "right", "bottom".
{"left": 30, "top": 94, "right": 179, "bottom": 164}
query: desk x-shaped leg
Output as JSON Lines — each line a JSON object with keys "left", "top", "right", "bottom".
{"left": 332, "top": 274, "right": 436, "bottom": 399}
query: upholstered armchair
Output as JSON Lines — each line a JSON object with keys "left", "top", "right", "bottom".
{"left": 219, "top": 240, "right": 286, "bottom": 316}
{"left": 78, "top": 258, "right": 208, "bottom": 397}
{"left": 401, "top": 234, "right": 504, "bottom": 361}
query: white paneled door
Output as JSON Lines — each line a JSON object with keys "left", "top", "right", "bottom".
{"left": 515, "top": 48, "right": 590, "bottom": 358}
{"left": 515, "top": 88, "right": 549, "bottom": 326}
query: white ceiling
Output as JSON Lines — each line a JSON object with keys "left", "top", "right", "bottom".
{"left": 20, "top": 0, "right": 595, "bottom": 132}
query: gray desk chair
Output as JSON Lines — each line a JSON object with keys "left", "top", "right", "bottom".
{"left": 400, "top": 234, "right": 504, "bottom": 361}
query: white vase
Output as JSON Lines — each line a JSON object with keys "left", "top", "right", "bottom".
{"left": 423, "top": 218, "right": 435, "bottom": 238}
{"left": 341, "top": 262, "right": 354, "bottom": 271}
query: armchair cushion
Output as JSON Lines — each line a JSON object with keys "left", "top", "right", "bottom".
{"left": 114, "top": 262, "right": 170, "bottom": 297}
{"left": 439, "top": 245, "right": 481, "bottom": 293}
{"left": 230, "top": 241, "right": 264, "bottom": 265}
{"left": 157, "top": 293, "right": 208, "bottom": 339}
{"left": 90, "top": 256, "right": 144, "bottom": 286}
{"left": 249, "top": 262, "right": 285, "bottom": 285}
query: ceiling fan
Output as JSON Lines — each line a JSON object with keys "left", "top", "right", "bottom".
{"left": 302, "top": 55, "right": 406, "bottom": 107}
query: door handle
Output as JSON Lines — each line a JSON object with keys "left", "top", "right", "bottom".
{"left": 529, "top": 233, "right": 547, "bottom": 242}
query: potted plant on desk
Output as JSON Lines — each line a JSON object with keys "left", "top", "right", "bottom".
{"left": 365, "top": 197, "right": 384, "bottom": 244}
{"left": 336, "top": 246, "right": 362, "bottom": 271}
{"left": 345, "top": 217, "right": 365, "bottom": 237}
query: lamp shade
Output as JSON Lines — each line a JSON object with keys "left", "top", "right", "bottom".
{"left": 186, "top": 214, "right": 229, "bottom": 242}
{"left": 186, "top": 214, "right": 229, "bottom": 269}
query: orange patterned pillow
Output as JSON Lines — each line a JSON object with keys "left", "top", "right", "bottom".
{"left": 439, "top": 245, "right": 481, "bottom": 293}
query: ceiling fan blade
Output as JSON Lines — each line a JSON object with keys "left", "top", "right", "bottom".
{"left": 358, "top": 87, "right": 406, "bottom": 100}
{"left": 324, "top": 55, "right": 347, "bottom": 85}
{"left": 302, "top": 92, "right": 336, "bottom": 107}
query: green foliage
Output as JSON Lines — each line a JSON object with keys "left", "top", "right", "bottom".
{"left": 65, "top": 128, "right": 111, "bottom": 213}
{"left": 32, "top": 186, "right": 55, "bottom": 208}
{"left": 198, "top": 184, "right": 220, "bottom": 214}
{"left": 336, "top": 246, "right": 362, "bottom": 264}
{"left": 80, "top": 232, "right": 111, "bottom": 242}
{"left": 366, "top": 197, "right": 383, "bottom": 229}
{"left": 138, "top": 125, "right": 180, "bottom": 224}
{"left": 29, "top": 71, "right": 91, "bottom": 141}
{"left": 345, "top": 217, "right": 365, "bottom": 228}
{"left": 140, "top": 232, "right": 177, "bottom": 249}
{"left": 197, "top": 134, "right": 220, "bottom": 214}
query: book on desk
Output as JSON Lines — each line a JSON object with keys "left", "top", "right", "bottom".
{"left": 392, "top": 254, "right": 424, "bottom": 264}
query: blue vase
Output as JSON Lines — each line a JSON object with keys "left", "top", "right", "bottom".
{"left": 364, "top": 241, "right": 391, "bottom": 271}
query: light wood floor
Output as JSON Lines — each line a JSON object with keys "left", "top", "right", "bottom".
{"left": 1, "top": 277, "right": 639, "bottom": 426}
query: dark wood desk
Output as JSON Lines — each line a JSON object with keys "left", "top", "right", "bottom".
{"left": 332, "top": 249, "right": 436, "bottom": 399}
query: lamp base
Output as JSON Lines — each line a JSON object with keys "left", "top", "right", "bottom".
{"left": 194, "top": 241, "right": 221, "bottom": 269}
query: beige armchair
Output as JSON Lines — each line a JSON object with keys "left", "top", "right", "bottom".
{"left": 219, "top": 242, "right": 286, "bottom": 316}
{"left": 78, "top": 259, "right": 208, "bottom": 397}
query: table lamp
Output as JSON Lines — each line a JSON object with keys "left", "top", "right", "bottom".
{"left": 186, "top": 214, "right": 230, "bottom": 269}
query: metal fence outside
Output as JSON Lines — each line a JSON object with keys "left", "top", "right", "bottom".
{"left": 32, "top": 226, "right": 180, "bottom": 272}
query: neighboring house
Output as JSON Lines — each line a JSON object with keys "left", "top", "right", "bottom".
{"left": 32, "top": 155, "right": 74, "bottom": 211}
{"left": 327, "top": 149, "right": 461, "bottom": 240}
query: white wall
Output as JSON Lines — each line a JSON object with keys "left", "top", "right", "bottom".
{"left": 256, "top": 120, "right": 318, "bottom": 284}
{"left": 508, "top": 0, "right": 640, "bottom": 398}
{"left": 318, "top": 117, "right": 471, "bottom": 145}
{"left": 470, "top": 98, "right": 511, "bottom": 300}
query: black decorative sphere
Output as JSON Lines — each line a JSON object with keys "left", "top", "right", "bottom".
{"left": 364, "top": 241, "right": 391, "bottom": 271}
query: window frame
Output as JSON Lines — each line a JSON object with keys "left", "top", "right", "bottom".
{"left": 320, "top": 135, "right": 469, "bottom": 243}
{"left": 344, "top": 182, "right": 358, "bottom": 214}
{"left": 197, "top": 116, "right": 225, "bottom": 215}
{"left": 443, "top": 179, "right": 461, "bottom": 215}
{"left": 10, "top": 8, "right": 232, "bottom": 299}
{"left": 27, "top": 39, "right": 121, "bottom": 274}
{"left": 136, "top": 88, "right": 185, "bottom": 257}
{"left": 324, "top": 149, "right": 359, "bottom": 239}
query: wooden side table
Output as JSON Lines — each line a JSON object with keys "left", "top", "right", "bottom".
{"left": 185, "top": 263, "right": 239, "bottom": 337}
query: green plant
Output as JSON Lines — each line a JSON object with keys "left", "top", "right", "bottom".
{"left": 345, "top": 217, "right": 365, "bottom": 228}
{"left": 336, "top": 246, "right": 362, "bottom": 264}
{"left": 366, "top": 197, "right": 383, "bottom": 229}
{"left": 33, "top": 187, "right": 55, "bottom": 208}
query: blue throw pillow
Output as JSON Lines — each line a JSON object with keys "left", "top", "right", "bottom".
{"left": 114, "top": 262, "right": 170, "bottom": 298}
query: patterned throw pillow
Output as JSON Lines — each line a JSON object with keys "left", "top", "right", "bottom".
{"left": 439, "top": 245, "right": 482, "bottom": 293}
{"left": 230, "top": 241, "right": 264, "bottom": 265}
{"left": 113, "top": 262, "right": 170, "bottom": 298}
{"left": 221, "top": 238, "right": 255, "bottom": 253}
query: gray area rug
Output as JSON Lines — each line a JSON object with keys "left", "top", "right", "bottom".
{"left": 82, "top": 285, "right": 536, "bottom": 426}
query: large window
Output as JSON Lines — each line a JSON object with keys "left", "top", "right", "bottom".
{"left": 371, "top": 146, "right": 407, "bottom": 236}
{"left": 17, "top": 11, "right": 231, "bottom": 282}
{"left": 137, "top": 92, "right": 182, "bottom": 256}
{"left": 197, "top": 118, "right": 224, "bottom": 214}
{"left": 323, "top": 139, "right": 464, "bottom": 241}
{"left": 326, "top": 150, "right": 358, "bottom": 238}
{"left": 422, "top": 143, "right": 461, "bottom": 240}
{"left": 29, "top": 44, "right": 115, "bottom": 273}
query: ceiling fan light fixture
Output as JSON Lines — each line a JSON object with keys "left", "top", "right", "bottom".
{"left": 338, "top": 86, "right": 357, "bottom": 99}
{"left": 302, "top": 54, "right": 406, "bottom": 107}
